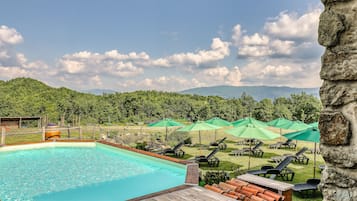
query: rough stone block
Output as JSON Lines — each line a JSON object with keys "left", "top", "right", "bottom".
{"left": 320, "top": 81, "right": 357, "bottom": 106}
{"left": 321, "top": 0, "right": 353, "bottom": 4}
{"left": 318, "top": 9, "right": 345, "bottom": 47}
{"left": 320, "top": 184, "right": 357, "bottom": 201}
{"left": 320, "top": 145, "right": 357, "bottom": 168}
{"left": 321, "top": 50, "right": 357, "bottom": 80}
{"left": 322, "top": 166, "right": 357, "bottom": 188}
{"left": 319, "top": 111, "right": 351, "bottom": 145}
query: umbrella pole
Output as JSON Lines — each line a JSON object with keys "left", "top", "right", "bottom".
{"left": 313, "top": 142, "right": 317, "bottom": 178}
{"left": 214, "top": 130, "right": 217, "bottom": 141}
{"left": 199, "top": 130, "right": 201, "bottom": 145}
{"left": 165, "top": 127, "right": 168, "bottom": 141}
{"left": 248, "top": 140, "right": 251, "bottom": 170}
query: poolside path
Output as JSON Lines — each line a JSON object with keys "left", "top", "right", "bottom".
{"left": 129, "top": 185, "right": 235, "bottom": 201}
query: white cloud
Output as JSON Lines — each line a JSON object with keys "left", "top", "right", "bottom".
{"left": 122, "top": 76, "right": 198, "bottom": 91}
{"left": 262, "top": 64, "right": 297, "bottom": 77}
{"left": 264, "top": 8, "right": 321, "bottom": 40}
{"left": 0, "top": 66, "right": 28, "bottom": 78}
{"left": 238, "top": 45, "right": 273, "bottom": 57}
{"left": 90, "top": 75, "right": 102, "bottom": 86}
{"left": 226, "top": 66, "right": 242, "bottom": 86}
{"left": 201, "top": 66, "right": 242, "bottom": 86}
{"left": 0, "top": 25, "right": 23, "bottom": 46}
{"left": 235, "top": 8, "right": 321, "bottom": 59}
{"left": 238, "top": 59, "right": 321, "bottom": 87}
{"left": 242, "top": 33, "right": 270, "bottom": 46}
{"left": 232, "top": 24, "right": 242, "bottom": 46}
{"left": 270, "top": 39, "right": 295, "bottom": 55}
{"left": 165, "top": 38, "right": 230, "bottom": 67}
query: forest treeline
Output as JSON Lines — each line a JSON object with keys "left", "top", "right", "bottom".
{"left": 0, "top": 78, "right": 322, "bottom": 125}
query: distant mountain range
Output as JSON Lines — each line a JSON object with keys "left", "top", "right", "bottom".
{"left": 81, "top": 89, "right": 117, "bottom": 95}
{"left": 180, "top": 85, "right": 319, "bottom": 100}
{"left": 82, "top": 85, "right": 319, "bottom": 100}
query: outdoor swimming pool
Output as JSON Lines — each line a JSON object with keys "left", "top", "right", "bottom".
{"left": 0, "top": 143, "right": 187, "bottom": 201}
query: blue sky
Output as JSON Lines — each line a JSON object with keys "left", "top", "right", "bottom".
{"left": 0, "top": 0, "right": 323, "bottom": 92}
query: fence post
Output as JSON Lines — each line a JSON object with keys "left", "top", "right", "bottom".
{"left": 42, "top": 127, "right": 46, "bottom": 141}
{"left": 1, "top": 127, "right": 5, "bottom": 145}
{"left": 79, "top": 127, "right": 82, "bottom": 139}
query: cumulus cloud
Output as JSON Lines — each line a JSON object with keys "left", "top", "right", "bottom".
{"left": 264, "top": 8, "right": 321, "bottom": 40}
{"left": 118, "top": 76, "right": 202, "bottom": 92}
{"left": 0, "top": 25, "right": 23, "bottom": 46}
{"left": 238, "top": 59, "right": 321, "bottom": 87}
{"left": 234, "top": 8, "right": 321, "bottom": 60}
{"left": 163, "top": 38, "right": 230, "bottom": 67}
{"left": 232, "top": 24, "right": 242, "bottom": 46}
{"left": 58, "top": 51, "right": 145, "bottom": 77}
{"left": 0, "top": 25, "right": 48, "bottom": 80}
{"left": 201, "top": 66, "right": 242, "bottom": 86}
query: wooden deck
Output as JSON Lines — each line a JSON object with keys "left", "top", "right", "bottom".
{"left": 129, "top": 185, "right": 235, "bottom": 201}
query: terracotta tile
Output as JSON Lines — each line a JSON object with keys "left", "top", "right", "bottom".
{"left": 238, "top": 188, "right": 254, "bottom": 197}
{"left": 247, "top": 184, "right": 266, "bottom": 194}
{"left": 219, "top": 182, "right": 237, "bottom": 191}
{"left": 204, "top": 184, "right": 224, "bottom": 194}
{"left": 263, "top": 190, "right": 283, "bottom": 201}
{"left": 250, "top": 195, "right": 266, "bottom": 201}
{"left": 223, "top": 192, "right": 239, "bottom": 200}
{"left": 242, "top": 186, "right": 259, "bottom": 195}
{"left": 226, "top": 180, "right": 244, "bottom": 189}
{"left": 257, "top": 193, "right": 276, "bottom": 201}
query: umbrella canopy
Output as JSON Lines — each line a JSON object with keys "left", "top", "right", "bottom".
{"left": 206, "top": 117, "right": 232, "bottom": 140}
{"left": 148, "top": 118, "right": 184, "bottom": 140}
{"left": 267, "top": 118, "right": 293, "bottom": 128}
{"left": 284, "top": 127, "right": 320, "bottom": 178}
{"left": 205, "top": 117, "right": 232, "bottom": 127}
{"left": 148, "top": 118, "right": 183, "bottom": 127}
{"left": 309, "top": 122, "right": 319, "bottom": 128}
{"left": 283, "top": 127, "right": 320, "bottom": 143}
{"left": 278, "top": 120, "right": 311, "bottom": 131}
{"left": 225, "top": 123, "right": 280, "bottom": 169}
{"left": 226, "top": 124, "right": 280, "bottom": 140}
{"left": 232, "top": 117, "right": 267, "bottom": 128}
{"left": 178, "top": 121, "right": 221, "bottom": 144}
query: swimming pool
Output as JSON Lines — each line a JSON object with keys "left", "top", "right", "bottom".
{"left": 0, "top": 143, "right": 187, "bottom": 201}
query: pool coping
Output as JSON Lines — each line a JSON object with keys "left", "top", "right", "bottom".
{"left": 127, "top": 185, "right": 192, "bottom": 201}
{"left": 97, "top": 140, "right": 190, "bottom": 165}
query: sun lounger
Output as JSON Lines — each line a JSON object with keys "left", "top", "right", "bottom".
{"left": 247, "top": 156, "right": 295, "bottom": 181}
{"left": 194, "top": 148, "right": 220, "bottom": 167}
{"left": 230, "top": 141, "right": 264, "bottom": 157}
{"left": 269, "top": 139, "right": 296, "bottom": 149}
{"left": 270, "top": 147, "right": 309, "bottom": 165}
{"left": 293, "top": 178, "right": 320, "bottom": 197}
{"left": 159, "top": 141, "right": 185, "bottom": 157}
{"left": 209, "top": 137, "right": 227, "bottom": 150}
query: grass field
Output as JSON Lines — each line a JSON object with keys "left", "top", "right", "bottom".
{"left": 2, "top": 125, "right": 324, "bottom": 200}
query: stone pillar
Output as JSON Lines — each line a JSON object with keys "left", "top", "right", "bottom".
{"left": 318, "top": 0, "right": 357, "bottom": 200}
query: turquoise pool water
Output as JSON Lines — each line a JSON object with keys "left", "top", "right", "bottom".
{"left": 0, "top": 143, "right": 187, "bottom": 201}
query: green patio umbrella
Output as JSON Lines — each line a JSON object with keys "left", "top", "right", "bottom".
{"left": 232, "top": 117, "right": 267, "bottom": 128}
{"left": 267, "top": 117, "right": 293, "bottom": 128}
{"left": 205, "top": 117, "right": 232, "bottom": 140}
{"left": 284, "top": 127, "right": 320, "bottom": 178}
{"left": 206, "top": 117, "right": 232, "bottom": 127}
{"left": 225, "top": 123, "right": 280, "bottom": 169}
{"left": 177, "top": 121, "right": 221, "bottom": 145}
{"left": 309, "top": 122, "right": 319, "bottom": 128}
{"left": 278, "top": 120, "right": 310, "bottom": 131}
{"left": 148, "top": 118, "right": 184, "bottom": 141}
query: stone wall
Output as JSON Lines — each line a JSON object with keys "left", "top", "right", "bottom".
{"left": 318, "top": 0, "right": 357, "bottom": 200}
